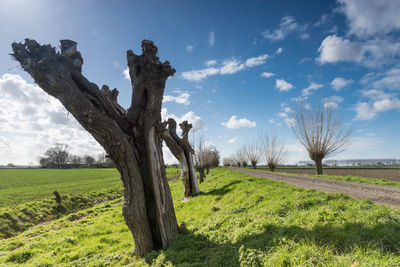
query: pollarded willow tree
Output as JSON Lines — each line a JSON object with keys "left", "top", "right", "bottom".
{"left": 11, "top": 39, "right": 189, "bottom": 256}
{"left": 291, "top": 103, "right": 351, "bottom": 175}
{"left": 259, "top": 132, "right": 287, "bottom": 172}
{"left": 161, "top": 119, "right": 199, "bottom": 198}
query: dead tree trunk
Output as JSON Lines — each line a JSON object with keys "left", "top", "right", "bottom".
{"left": 161, "top": 119, "right": 200, "bottom": 198}
{"left": 11, "top": 39, "right": 178, "bottom": 256}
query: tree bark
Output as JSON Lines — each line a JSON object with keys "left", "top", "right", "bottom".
{"left": 198, "top": 168, "right": 205, "bottom": 183}
{"left": 11, "top": 39, "right": 178, "bottom": 256}
{"left": 314, "top": 157, "right": 323, "bottom": 175}
{"left": 161, "top": 119, "right": 200, "bottom": 198}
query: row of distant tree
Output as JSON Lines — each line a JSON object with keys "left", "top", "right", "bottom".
{"left": 38, "top": 143, "right": 115, "bottom": 168}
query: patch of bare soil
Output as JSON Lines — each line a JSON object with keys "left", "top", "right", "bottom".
{"left": 229, "top": 168, "right": 400, "bottom": 208}
{"left": 275, "top": 168, "right": 400, "bottom": 181}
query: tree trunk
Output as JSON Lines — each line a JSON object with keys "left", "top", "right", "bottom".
{"left": 206, "top": 167, "right": 209, "bottom": 174}
{"left": 314, "top": 157, "right": 323, "bottom": 175}
{"left": 11, "top": 39, "right": 178, "bottom": 256}
{"left": 161, "top": 119, "right": 199, "bottom": 197}
{"left": 198, "top": 168, "right": 206, "bottom": 183}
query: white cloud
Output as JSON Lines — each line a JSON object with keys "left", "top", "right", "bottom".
{"left": 372, "top": 67, "right": 400, "bottom": 90}
{"left": 300, "top": 33, "right": 310, "bottom": 40}
{"left": 331, "top": 77, "right": 353, "bottom": 91}
{"left": 275, "top": 79, "right": 294, "bottom": 92}
{"left": 123, "top": 67, "right": 130, "bottom": 79}
{"left": 181, "top": 54, "right": 268, "bottom": 81}
{"left": 301, "top": 82, "right": 323, "bottom": 96}
{"left": 161, "top": 108, "right": 206, "bottom": 132}
{"left": 221, "top": 115, "right": 256, "bottom": 129}
{"left": 205, "top": 60, "right": 217, "bottom": 66}
{"left": 261, "top": 72, "right": 275, "bottom": 78}
{"left": 227, "top": 137, "right": 238, "bottom": 144}
{"left": 262, "top": 16, "right": 307, "bottom": 41}
{"left": 354, "top": 88, "right": 400, "bottom": 120}
{"left": 338, "top": 0, "right": 400, "bottom": 38}
{"left": 209, "top": 31, "right": 215, "bottom": 47}
{"left": 186, "top": 45, "right": 194, "bottom": 53}
{"left": 163, "top": 92, "right": 190, "bottom": 105}
{"left": 276, "top": 47, "right": 283, "bottom": 54}
{"left": 0, "top": 74, "right": 104, "bottom": 165}
{"left": 317, "top": 36, "right": 400, "bottom": 67}
{"left": 354, "top": 102, "right": 377, "bottom": 120}
{"left": 317, "top": 35, "right": 363, "bottom": 64}
{"left": 323, "top": 96, "right": 344, "bottom": 109}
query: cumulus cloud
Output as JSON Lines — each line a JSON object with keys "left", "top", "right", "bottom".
{"left": 301, "top": 82, "right": 323, "bottom": 96}
{"left": 323, "top": 96, "right": 344, "bottom": 109}
{"left": 227, "top": 137, "right": 238, "bottom": 144}
{"left": 338, "top": 0, "right": 400, "bottom": 38}
{"left": 0, "top": 74, "right": 104, "bottom": 165}
{"left": 163, "top": 92, "right": 190, "bottom": 105}
{"left": 181, "top": 54, "right": 268, "bottom": 81}
{"left": 317, "top": 36, "right": 400, "bottom": 67}
{"left": 276, "top": 47, "right": 283, "bottom": 54}
{"left": 161, "top": 108, "right": 206, "bottom": 132}
{"left": 262, "top": 16, "right": 308, "bottom": 41}
{"left": 331, "top": 77, "right": 353, "bottom": 91}
{"left": 261, "top": 72, "right": 275, "bottom": 78}
{"left": 275, "top": 79, "right": 294, "bottom": 92}
{"left": 354, "top": 89, "right": 400, "bottom": 120}
{"left": 221, "top": 115, "right": 256, "bottom": 129}
{"left": 205, "top": 60, "right": 217, "bottom": 66}
{"left": 317, "top": 35, "right": 363, "bottom": 64}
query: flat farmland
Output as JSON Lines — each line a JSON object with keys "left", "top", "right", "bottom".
{"left": 274, "top": 168, "right": 400, "bottom": 181}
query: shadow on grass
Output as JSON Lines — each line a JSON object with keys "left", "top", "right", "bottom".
{"left": 199, "top": 180, "right": 242, "bottom": 196}
{"left": 145, "top": 221, "right": 400, "bottom": 266}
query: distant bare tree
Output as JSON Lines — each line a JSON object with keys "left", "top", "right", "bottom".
{"left": 84, "top": 155, "right": 96, "bottom": 167}
{"left": 244, "top": 142, "right": 259, "bottom": 169}
{"left": 45, "top": 143, "right": 70, "bottom": 167}
{"left": 194, "top": 137, "right": 207, "bottom": 183}
{"left": 260, "top": 132, "right": 287, "bottom": 172}
{"left": 291, "top": 103, "right": 351, "bottom": 175}
{"left": 70, "top": 155, "right": 82, "bottom": 165}
{"left": 237, "top": 148, "right": 248, "bottom": 167}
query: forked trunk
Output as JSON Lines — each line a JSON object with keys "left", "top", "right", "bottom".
{"left": 162, "top": 119, "right": 200, "bottom": 197}
{"left": 11, "top": 39, "right": 179, "bottom": 256}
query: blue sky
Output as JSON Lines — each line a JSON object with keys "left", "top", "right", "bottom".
{"left": 1, "top": 0, "right": 400, "bottom": 165}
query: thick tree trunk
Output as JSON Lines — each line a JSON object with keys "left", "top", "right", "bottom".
{"left": 314, "top": 157, "right": 323, "bottom": 175}
{"left": 11, "top": 39, "right": 178, "bottom": 256}
{"left": 161, "top": 119, "right": 199, "bottom": 197}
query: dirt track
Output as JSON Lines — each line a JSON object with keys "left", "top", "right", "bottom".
{"left": 228, "top": 168, "right": 400, "bottom": 208}
{"left": 274, "top": 168, "right": 400, "bottom": 181}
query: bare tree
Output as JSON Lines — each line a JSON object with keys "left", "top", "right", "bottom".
{"left": 244, "top": 142, "right": 259, "bottom": 169}
{"left": 194, "top": 137, "right": 207, "bottom": 183}
{"left": 291, "top": 103, "right": 351, "bottom": 175}
{"left": 236, "top": 148, "right": 248, "bottom": 167}
{"left": 70, "top": 155, "right": 82, "bottom": 165}
{"left": 259, "top": 132, "right": 287, "bottom": 172}
{"left": 161, "top": 119, "right": 199, "bottom": 198}
{"left": 83, "top": 155, "right": 96, "bottom": 167}
{"left": 12, "top": 39, "right": 178, "bottom": 256}
{"left": 44, "top": 143, "right": 70, "bottom": 167}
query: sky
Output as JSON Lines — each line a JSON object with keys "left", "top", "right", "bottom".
{"left": 1, "top": 0, "right": 400, "bottom": 165}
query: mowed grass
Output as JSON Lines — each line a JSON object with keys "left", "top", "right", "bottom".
{"left": 250, "top": 168, "right": 400, "bottom": 187}
{"left": 0, "top": 168, "right": 121, "bottom": 207}
{"left": 1, "top": 168, "right": 400, "bottom": 266}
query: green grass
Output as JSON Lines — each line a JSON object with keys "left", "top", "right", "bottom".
{"left": 1, "top": 168, "right": 399, "bottom": 266}
{"left": 248, "top": 167, "right": 400, "bottom": 187}
{"left": 0, "top": 169, "right": 121, "bottom": 207}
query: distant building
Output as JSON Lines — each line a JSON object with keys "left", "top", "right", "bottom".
{"left": 298, "top": 159, "right": 400, "bottom": 167}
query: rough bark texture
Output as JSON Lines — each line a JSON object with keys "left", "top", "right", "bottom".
{"left": 314, "top": 157, "right": 323, "bottom": 175}
{"left": 11, "top": 39, "right": 179, "bottom": 256}
{"left": 161, "top": 119, "right": 199, "bottom": 198}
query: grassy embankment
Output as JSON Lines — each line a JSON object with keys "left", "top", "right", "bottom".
{"left": 250, "top": 167, "right": 400, "bottom": 187}
{"left": 1, "top": 168, "right": 400, "bottom": 266}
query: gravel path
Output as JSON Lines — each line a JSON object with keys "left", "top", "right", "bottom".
{"left": 228, "top": 168, "right": 400, "bottom": 208}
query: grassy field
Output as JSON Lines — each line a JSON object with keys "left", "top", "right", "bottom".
{"left": 249, "top": 168, "right": 400, "bottom": 187}
{"left": 0, "top": 169, "right": 121, "bottom": 207}
{"left": 1, "top": 168, "right": 399, "bottom": 266}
